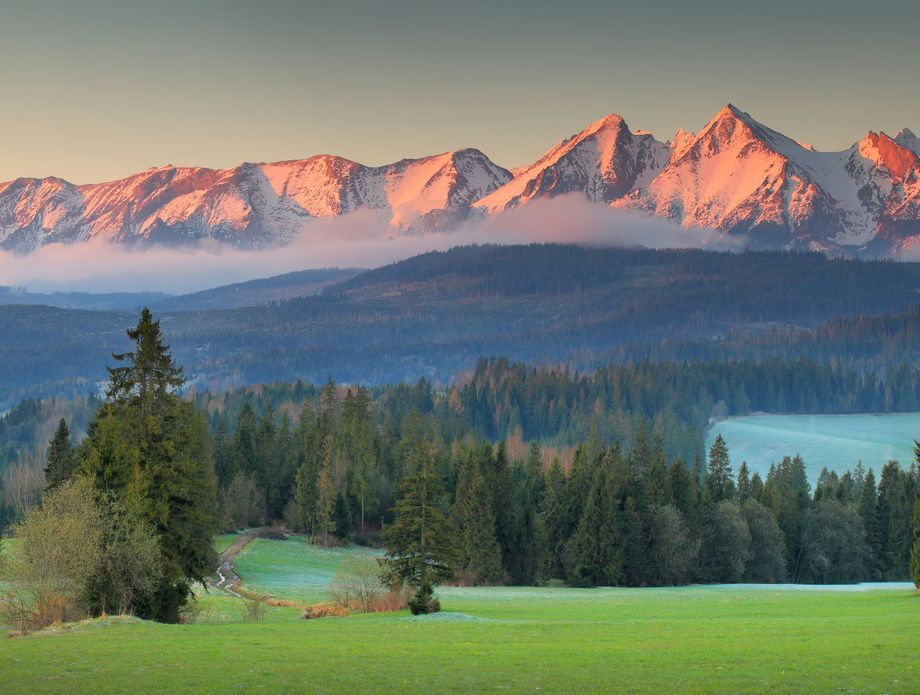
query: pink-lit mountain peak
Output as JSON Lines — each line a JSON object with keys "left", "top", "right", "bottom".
{"left": 3, "top": 104, "right": 920, "bottom": 256}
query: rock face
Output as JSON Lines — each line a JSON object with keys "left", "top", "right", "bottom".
{"left": 2, "top": 105, "right": 919, "bottom": 256}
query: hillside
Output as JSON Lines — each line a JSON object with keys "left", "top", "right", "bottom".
{"left": 2, "top": 245, "right": 920, "bottom": 407}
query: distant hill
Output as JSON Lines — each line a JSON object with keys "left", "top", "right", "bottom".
{"left": 150, "top": 268, "right": 362, "bottom": 311}
{"left": 0, "top": 286, "right": 167, "bottom": 311}
{"left": 2, "top": 244, "right": 920, "bottom": 407}
{"left": 0, "top": 268, "right": 361, "bottom": 313}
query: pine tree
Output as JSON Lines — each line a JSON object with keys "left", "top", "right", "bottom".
{"left": 909, "top": 486, "right": 920, "bottom": 589}
{"left": 44, "top": 418, "right": 76, "bottom": 491}
{"left": 455, "top": 454, "right": 503, "bottom": 584}
{"left": 541, "top": 457, "right": 568, "bottom": 578}
{"left": 736, "top": 461, "right": 751, "bottom": 501}
{"left": 705, "top": 435, "right": 734, "bottom": 504}
{"left": 858, "top": 468, "right": 881, "bottom": 579}
{"left": 79, "top": 308, "right": 217, "bottom": 623}
{"left": 571, "top": 451, "right": 624, "bottom": 587}
{"left": 381, "top": 442, "right": 456, "bottom": 613}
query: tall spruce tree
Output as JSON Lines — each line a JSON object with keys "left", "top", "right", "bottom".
{"left": 454, "top": 452, "right": 503, "bottom": 584}
{"left": 910, "top": 487, "right": 920, "bottom": 589}
{"left": 79, "top": 308, "right": 217, "bottom": 622}
{"left": 44, "top": 418, "right": 76, "bottom": 491}
{"left": 381, "top": 442, "right": 456, "bottom": 613}
{"left": 705, "top": 435, "right": 734, "bottom": 504}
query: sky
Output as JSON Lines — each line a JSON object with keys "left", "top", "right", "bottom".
{"left": 2, "top": 0, "right": 919, "bottom": 184}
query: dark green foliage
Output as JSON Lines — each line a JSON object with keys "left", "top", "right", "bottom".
{"left": 78, "top": 309, "right": 218, "bottom": 623}
{"left": 705, "top": 435, "right": 734, "bottom": 504}
{"left": 44, "top": 418, "right": 76, "bottom": 491}
{"left": 764, "top": 456, "right": 811, "bottom": 581}
{"left": 570, "top": 452, "right": 624, "bottom": 587}
{"left": 741, "top": 499, "right": 787, "bottom": 582}
{"left": 910, "top": 488, "right": 920, "bottom": 588}
{"left": 454, "top": 451, "right": 503, "bottom": 585}
{"left": 700, "top": 501, "right": 751, "bottom": 583}
{"left": 381, "top": 443, "right": 457, "bottom": 599}
{"left": 802, "top": 500, "right": 868, "bottom": 583}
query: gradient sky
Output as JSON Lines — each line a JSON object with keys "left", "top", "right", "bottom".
{"left": 3, "top": 0, "right": 918, "bottom": 183}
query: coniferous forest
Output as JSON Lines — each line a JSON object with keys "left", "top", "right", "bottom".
{"left": 3, "top": 323, "right": 918, "bottom": 596}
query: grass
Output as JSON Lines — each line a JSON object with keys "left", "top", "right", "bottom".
{"left": 212, "top": 533, "right": 239, "bottom": 555}
{"left": 706, "top": 412, "right": 920, "bottom": 480}
{"left": 2, "top": 535, "right": 918, "bottom": 693}
{"left": 233, "top": 536, "right": 382, "bottom": 604}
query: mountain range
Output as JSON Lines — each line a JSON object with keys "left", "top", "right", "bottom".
{"left": 2, "top": 105, "right": 919, "bottom": 256}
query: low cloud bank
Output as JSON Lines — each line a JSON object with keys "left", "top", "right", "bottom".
{"left": 0, "top": 196, "right": 743, "bottom": 294}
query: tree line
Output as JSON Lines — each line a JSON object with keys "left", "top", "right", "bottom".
{"left": 3, "top": 310, "right": 920, "bottom": 628}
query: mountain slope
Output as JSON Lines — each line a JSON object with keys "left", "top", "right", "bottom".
{"left": 475, "top": 114, "right": 669, "bottom": 214}
{"left": 0, "top": 150, "right": 511, "bottom": 251}
{"left": 2, "top": 106, "right": 918, "bottom": 255}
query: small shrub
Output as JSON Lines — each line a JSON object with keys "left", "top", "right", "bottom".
{"left": 408, "top": 582, "right": 440, "bottom": 615}
{"left": 329, "top": 555, "right": 387, "bottom": 613}
{"left": 242, "top": 600, "right": 266, "bottom": 622}
{"left": 179, "top": 600, "right": 211, "bottom": 625}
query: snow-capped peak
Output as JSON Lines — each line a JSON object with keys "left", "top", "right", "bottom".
{"left": 894, "top": 127, "right": 920, "bottom": 156}
{"left": 474, "top": 113, "right": 669, "bottom": 213}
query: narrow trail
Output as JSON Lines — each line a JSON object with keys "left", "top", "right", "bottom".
{"left": 209, "top": 527, "right": 283, "bottom": 598}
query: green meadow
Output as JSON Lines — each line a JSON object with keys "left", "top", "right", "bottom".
{"left": 706, "top": 412, "right": 920, "bottom": 480}
{"left": 1, "top": 537, "right": 918, "bottom": 694}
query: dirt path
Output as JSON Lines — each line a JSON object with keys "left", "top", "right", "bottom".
{"left": 210, "top": 527, "right": 283, "bottom": 598}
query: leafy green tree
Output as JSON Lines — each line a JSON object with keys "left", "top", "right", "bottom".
{"left": 700, "top": 501, "right": 751, "bottom": 583}
{"left": 645, "top": 504, "right": 698, "bottom": 585}
{"left": 741, "top": 499, "right": 787, "bottom": 582}
{"left": 44, "top": 418, "right": 76, "bottom": 491}
{"left": 381, "top": 442, "right": 456, "bottom": 614}
{"left": 802, "top": 500, "right": 868, "bottom": 583}
{"left": 79, "top": 308, "right": 217, "bottom": 622}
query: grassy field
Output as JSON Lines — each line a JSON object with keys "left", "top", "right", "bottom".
{"left": 706, "top": 412, "right": 920, "bottom": 480}
{"left": 233, "top": 537, "right": 381, "bottom": 604}
{"left": 2, "top": 537, "right": 918, "bottom": 693}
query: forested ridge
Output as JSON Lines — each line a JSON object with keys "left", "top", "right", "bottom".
{"left": 5, "top": 245, "right": 920, "bottom": 406}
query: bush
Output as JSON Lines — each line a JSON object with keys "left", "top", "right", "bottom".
{"left": 0, "top": 478, "right": 162, "bottom": 632}
{"left": 329, "top": 555, "right": 387, "bottom": 612}
{"left": 179, "top": 599, "right": 211, "bottom": 625}
{"left": 408, "top": 581, "right": 440, "bottom": 615}
{"left": 242, "top": 600, "right": 266, "bottom": 622}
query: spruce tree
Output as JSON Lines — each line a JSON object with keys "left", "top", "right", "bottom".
{"left": 705, "top": 435, "right": 734, "bottom": 504}
{"left": 381, "top": 442, "right": 456, "bottom": 613}
{"left": 44, "top": 418, "right": 76, "bottom": 491}
{"left": 736, "top": 461, "right": 751, "bottom": 501}
{"left": 79, "top": 308, "right": 217, "bottom": 622}
{"left": 455, "top": 454, "right": 503, "bottom": 584}
{"left": 910, "top": 489, "right": 920, "bottom": 589}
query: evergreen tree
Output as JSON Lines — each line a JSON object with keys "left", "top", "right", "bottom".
{"left": 79, "top": 308, "right": 217, "bottom": 622}
{"left": 541, "top": 457, "right": 568, "bottom": 578}
{"left": 570, "top": 453, "right": 623, "bottom": 587}
{"left": 454, "top": 452, "right": 503, "bottom": 584}
{"left": 381, "top": 442, "right": 456, "bottom": 613}
{"left": 705, "top": 435, "right": 734, "bottom": 504}
{"left": 44, "top": 418, "right": 76, "bottom": 491}
{"left": 858, "top": 468, "right": 881, "bottom": 579}
{"left": 910, "top": 486, "right": 920, "bottom": 589}
{"left": 736, "top": 461, "right": 751, "bottom": 501}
